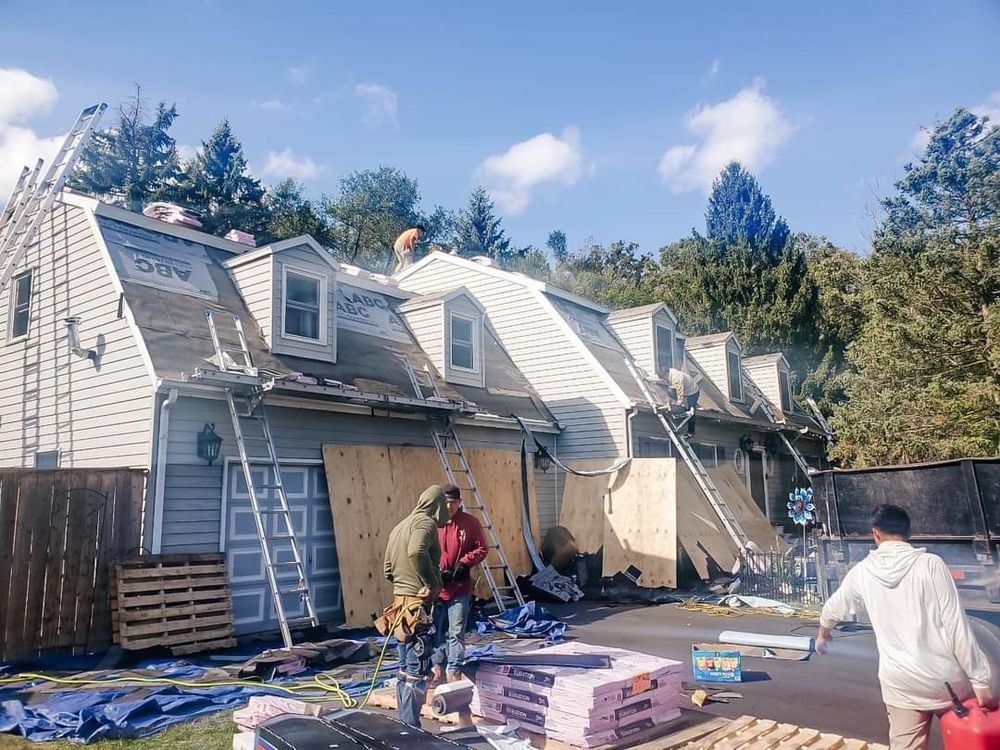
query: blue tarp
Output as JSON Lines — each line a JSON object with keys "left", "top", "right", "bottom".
{"left": 475, "top": 602, "right": 566, "bottom": 641}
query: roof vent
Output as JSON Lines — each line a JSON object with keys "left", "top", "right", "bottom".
{"left": 224, "top": 229, "right": 257, "bottom": 247}
{"left": 142, "top": 202, "right": 203, "bottom": 229}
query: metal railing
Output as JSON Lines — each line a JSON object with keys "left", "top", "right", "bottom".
{"left": 737, "top": 547, "right": 824, "bottom": 607}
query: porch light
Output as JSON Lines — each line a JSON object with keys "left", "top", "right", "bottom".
{"left": 197, "top": 423, "right": 223, "bottom": 465}
{"left": 533, "top": 448, "right": 552, "bottom": 473}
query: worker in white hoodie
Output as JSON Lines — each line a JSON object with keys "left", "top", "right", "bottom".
{"left": 817, "top": 504, "right": 995, "bottom": 750}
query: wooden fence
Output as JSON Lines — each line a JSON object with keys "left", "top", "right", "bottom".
{"left": 0, "top": 468, "right": 145, "bottom": 660}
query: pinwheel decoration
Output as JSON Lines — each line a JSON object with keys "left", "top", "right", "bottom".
{"left": 787, "top": 487, "right": 816, "bottom": 527}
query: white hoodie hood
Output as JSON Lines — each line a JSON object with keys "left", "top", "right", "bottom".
{"left": 821, "top": 541, "right": 991, "bottom": 710}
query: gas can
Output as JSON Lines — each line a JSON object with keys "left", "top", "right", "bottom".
{"left": 940, "top": 699, "right": 1000, "bottom": 750}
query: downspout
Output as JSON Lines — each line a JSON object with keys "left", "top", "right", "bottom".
{"left": 625, "top": 404, "right": 638, "bottom": 459}
{"left": 150, "top": 387, "right": 179, "bottom": 554}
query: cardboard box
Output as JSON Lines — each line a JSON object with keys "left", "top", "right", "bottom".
{"left": 691, "top": 647, "right": 742, "bottom": 683}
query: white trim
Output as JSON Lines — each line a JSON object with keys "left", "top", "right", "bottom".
{"left": 726, "top": 347, "right": 744, "bottom": 403}
{"left": 150, "top": 387, "right": 178, "bottom": 554}
{"left": 225, "top": 236, "right": 339, "bottom": 272}
{"left": 6, "top": 267, "right": 34, "bottom": 343}
{"left": 654, "top": 321, "right": 674, "bottom": 377}
{"left": 448, "top": 310, "right": 480, "bottom": 373}
{"left": 82, "top": 204, "right": 159, "bottom": 387}
{"left": 692, "top": 440, "right": 720, "bottom": 468}
{"left": 401, "top": 286, "right": 486, "bottom": 315}
{"left": 280, "top": 264, "right": 327, "bottom": 343}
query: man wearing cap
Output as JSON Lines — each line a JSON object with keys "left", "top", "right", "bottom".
{"left": 432, "top": 484, "right": 488, "bottom": 683}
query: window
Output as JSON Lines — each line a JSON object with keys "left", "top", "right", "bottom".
{"left": 693, "top": 442, "right": 722, "bottom": 468}
{"left": 449, "top": 313, "right": 477, "bottom": 371}
{"left": 727, "top": 349, "right": 743, "bottom": 401}
{"left": 33, "top": 450, "right": 59, "bottom": 469}
{"left": 282, "top": 267, "right": 324, "bottom": 341}
{"left": 779, "top": 368, "right": 792, "bottom": 412}
{"left": 9, "top": 270, "right": 32, "bottom": 339}
{"left": 655, "top": 325, "right": 674, "bottom": 376}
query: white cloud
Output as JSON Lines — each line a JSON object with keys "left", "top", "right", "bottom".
{"left": 354, "top": 83, "right": 398, "bottom": 128}
{"left": 972, "top": 90, "right": 1000, "bottom": 123}
{"left": 262, "top": 148, "right": 321, "bottom": 180}
{"left": 658, "top": 80, "right": 795, "bottom": 193}
{"left": 703, "top": 59, "right": 720, "bottom": 81}
{"left": 0, "top": 68, "right": 62, "bottom": 201}
{"left": 287, "top": 65, "right": 309, "bottom": 86}
{"left": 476, "top": 127, "right": 586, "bottom": 214}
{"left": 252, "top": 98, "right": 287, "bottom": 112}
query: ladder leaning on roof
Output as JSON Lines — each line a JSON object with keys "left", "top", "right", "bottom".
{"left": 204, "top": 309, "right": 318, "bottom": 649}
{"left": 624, "top": 359, "right": 751, "bottom": 552}
{"left": 0, "top": 104, "right": 106, "bottom": 298}
{"left": 403, "top": 359, "right": 526, "bottom": 612}
{"left": 740, "top": 372, "right": 813, "bottom": 481}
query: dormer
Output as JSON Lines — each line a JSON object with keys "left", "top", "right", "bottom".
{"left": 744, "top": 353, "right": 794, "bottom": 415}
{"left": 224, "top": 237, "right": 338, "bottom": 363}
{"left": 399, "top": 288, "right": 486, "bottom": 388}
{"left": 685, "top": 331, "right": 745, "bottom": 403}
{"left": 606, "top": 303, "right": 685, "bottom": 379}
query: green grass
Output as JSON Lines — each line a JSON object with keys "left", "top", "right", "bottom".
{"left": 0, "top": 711, "right": 235, "bottom": 750}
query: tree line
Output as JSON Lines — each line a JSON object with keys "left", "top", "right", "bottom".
{"left": 67, "top": 90, "right": 999, "bottom": 467}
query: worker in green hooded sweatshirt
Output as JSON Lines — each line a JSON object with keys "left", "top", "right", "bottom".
{"left": 382, "top": 485, "right": 449, "bottom": 727}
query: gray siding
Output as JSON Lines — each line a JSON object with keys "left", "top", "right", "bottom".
{"left": 744, "top": 360, "right": 781, "bottom": 414}
{"left": 0, "top": 202, "right": 155, "bottom": 468}
{"left": 607, "top": 315, "right": 654, "bottom": 374}
{"left": 688, "top": 342, "right": 732, "bottom": 400}
{"left": 158, "top": 395, "right": 560, "bottom": 552}
{"left": 400, "top": 304, "right": 443, "bottom": 372}
{"left": 271, "top": 246, "right": 337, "bottom": 362}
{"left": 400, "top": 259, "right": 627, "bottom": 459}
{"left": 227, "top": 253, "right": 273, "bottom": 346}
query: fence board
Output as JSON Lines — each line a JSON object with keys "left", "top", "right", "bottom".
{"left": 0, "top": 468, "right": 145, "bottom": 661}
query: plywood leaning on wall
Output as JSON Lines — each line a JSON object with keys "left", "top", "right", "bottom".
{"left": 322, "top": 444, "right": 540, "bottom": 628}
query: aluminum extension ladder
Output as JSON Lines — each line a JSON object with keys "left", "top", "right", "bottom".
{"left": 205, "top": 310, "right": 318, "bottom": 648}
{"left": 0, "top": 104, "right": 107, "bottom": 297}
{"left": 740, "top": 372, "right": 813, "bottom": 479}
{"left": 403, "top": 360, "right": 526, "bottom": 612}
{"left": 624, "top": 359, "right": 751, "bottom": 552}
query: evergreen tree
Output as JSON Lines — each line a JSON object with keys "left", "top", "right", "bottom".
{"left": 832, "top": 110, "right": 999, "bottom": 465}
{"left": 177, "top": 119, "right": 268, "bottom": 236}
{"left": 547, "top": 230, "right": 568, "bottom": 262}
{"left": 553, "top": 240, "right": 658, "bottom": 308}
{"left": 705, "top": 162, "right": 790, "bottom": 255}
{"left": 263, "top": 179, "right": 333, "bottom": 246}
{"left": 69, "top": 87, "right": 182, "bottom": 212}
{"left": 452, "top": 186, "right": 511, "bottom": 260}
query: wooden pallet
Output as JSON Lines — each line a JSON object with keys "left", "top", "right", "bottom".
{"left": 112, "top": 553, "right": 237, "bottom": 655}
{"left": 687, "top": 715, "right": 890, "bottom": 749}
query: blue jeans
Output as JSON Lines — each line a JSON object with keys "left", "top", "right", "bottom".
{"left": 432, "top": 595, "right": 470, "bottom": 676}
{"left": 396, "top": 636, "right": 431, "bottom": 728}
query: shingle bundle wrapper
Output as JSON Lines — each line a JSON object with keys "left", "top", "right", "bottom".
{"left": 470, "top": 642, "right": 683, "bottom": 747}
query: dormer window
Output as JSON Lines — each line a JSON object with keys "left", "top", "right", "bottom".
{"left": 779, "top": 368, "right": 792, "bottom": 412}
{"left": 449, "top": 312, "right": 478, "bottom": 372}
{"left": 727, "top": 349, "right": 743, "bottom": 401}
{"left": 655, "top": 324, "right": 674, "bottom": 376}
{"left": 282, "top": 266, "right": 325, "bottom": 342}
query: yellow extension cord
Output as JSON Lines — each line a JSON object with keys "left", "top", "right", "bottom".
{"left": 0, "top": 609, "right": 407, "bottom": 711}
{"left": 676, "top": 598, "right": 821, "bottom": 621}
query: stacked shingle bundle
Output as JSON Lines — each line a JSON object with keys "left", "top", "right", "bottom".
{"left": 470, "top": 642, "right": 683, "bottom": 747}
{"left": 142, "top": 202, "right": 203, "bottom": 229}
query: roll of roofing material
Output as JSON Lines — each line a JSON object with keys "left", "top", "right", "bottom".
{"left": 431, "top": 680, "right": 474, "bottom": 716}
{"left": 718, "top": 631, "right": 815, "bottom": 652}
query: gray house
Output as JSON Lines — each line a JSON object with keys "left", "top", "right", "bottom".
{"left": 0, "top": 192, "right": 559, "bottom": 634}
{"left": 396, "top": 251, "right": 829, "bottom": 525}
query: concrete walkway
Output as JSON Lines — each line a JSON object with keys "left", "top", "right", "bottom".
{"left": 550, "top": 601, "right": 946, "bottom": 750}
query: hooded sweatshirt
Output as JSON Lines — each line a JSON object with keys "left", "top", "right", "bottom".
{"left": 820, "top": 541, "right": 991, "bottom": 710}
{"left": 383, "top": 486, "right": 449, "bottom": 597}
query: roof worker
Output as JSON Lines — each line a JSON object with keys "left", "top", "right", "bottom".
{"left": 392, "top": 224, "right": 426, "bottom": 274}
{"left": 431, "top": 484, "right": 488, "bottom": 685}
{"left": 817, "top": 504, "right": 995, "bottom": 750}
{"left": 381, "top": 485, "right": 449, "bottom": 728}
{"left": 666, "top": 366, "right": 699, "bottom": 435}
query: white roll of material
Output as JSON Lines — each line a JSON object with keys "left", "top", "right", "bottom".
{"left": 718, "top": 630, "right": 815, "bottom": 652}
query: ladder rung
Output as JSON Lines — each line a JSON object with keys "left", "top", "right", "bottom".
{"left": 279, "top": 585, "right": 310, "bottom": 595}
{"left": 272, "top": 561, "right": 304, "bottom": 568}
{"left": 258, "top": 509, "right": 290, "bottom": 515}
{"left": 284, "top": 617, "right": 317, "bottom": 628}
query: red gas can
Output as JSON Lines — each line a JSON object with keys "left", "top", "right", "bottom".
{"left": 940, "top": 699, "right": 1000, "bottom": 749}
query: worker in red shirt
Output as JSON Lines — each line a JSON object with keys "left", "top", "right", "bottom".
{"left": 432, "top": 484, "right": 488, "bottom": 683}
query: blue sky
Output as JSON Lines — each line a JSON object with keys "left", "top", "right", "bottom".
{"left": 1, "top": 1, "right": 997, "bottom": 255}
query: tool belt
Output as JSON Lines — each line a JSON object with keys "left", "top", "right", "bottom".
{"left": 373, "top": 595, "right": 432, "bottom": 643}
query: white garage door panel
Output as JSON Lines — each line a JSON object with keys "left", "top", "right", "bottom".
{"left": 225, "top": 463, "right": 343, "bottom": 635}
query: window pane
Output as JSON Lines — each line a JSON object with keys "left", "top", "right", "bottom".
{"left": 450, "top": 315, "right": 476, "bottom": 370}
{"left": 655, "top": 326, "right": 673, "bottom": 375}
{"left": 452, "top": 341, "right": 474, "bottom": 369}
{"left": 285, "top": 307, "right": 319, "bottom": 339}
{"left": 11, "top": 272, "right": 31, "bottom": 338}
{"left": 779, "top": 370, "right": 792, "bottom": 412}
{"left": 287, "top": 274, "right": 319, "bottom": 306}
{"left": 14, "top": 273, "right": 31, "bottom": 306}
{"left": 728, "top": 351, "right": 742, "bottom": 400}
{"left": 452, "top": 316, "right": 473, "bottom": 345}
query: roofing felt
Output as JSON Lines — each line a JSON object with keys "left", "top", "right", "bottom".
{"left": 101, "top": 215, "right": 554, "bottom": 424}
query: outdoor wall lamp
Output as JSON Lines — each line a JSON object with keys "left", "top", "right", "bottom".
{"left": 533, "top": 448, "right": 552, "bottom": 473}
{"left": 64, "top": 316, "right": 98, "bottom": 362}
{"left": 197, "top": 423, "right": 223, "bottom": 465}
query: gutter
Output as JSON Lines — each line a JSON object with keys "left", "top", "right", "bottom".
{"left": 625, "top": 405, "right": 638, "bottom": 458}
{"left": 150, "top": 386, "right": 179, "bottom": 554}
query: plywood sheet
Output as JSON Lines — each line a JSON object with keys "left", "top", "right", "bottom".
{"left": 323, "top": 444, "right": 539, "bottom": 628}
{"left": 557, "top": 460, "right": 623, "bottom": 553}
{"left": 601, "top": 460, "right": 679, "bottom": 588}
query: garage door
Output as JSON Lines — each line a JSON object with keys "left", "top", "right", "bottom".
{"left": 225, "top": 463, "right": 343, "bottom": 635}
